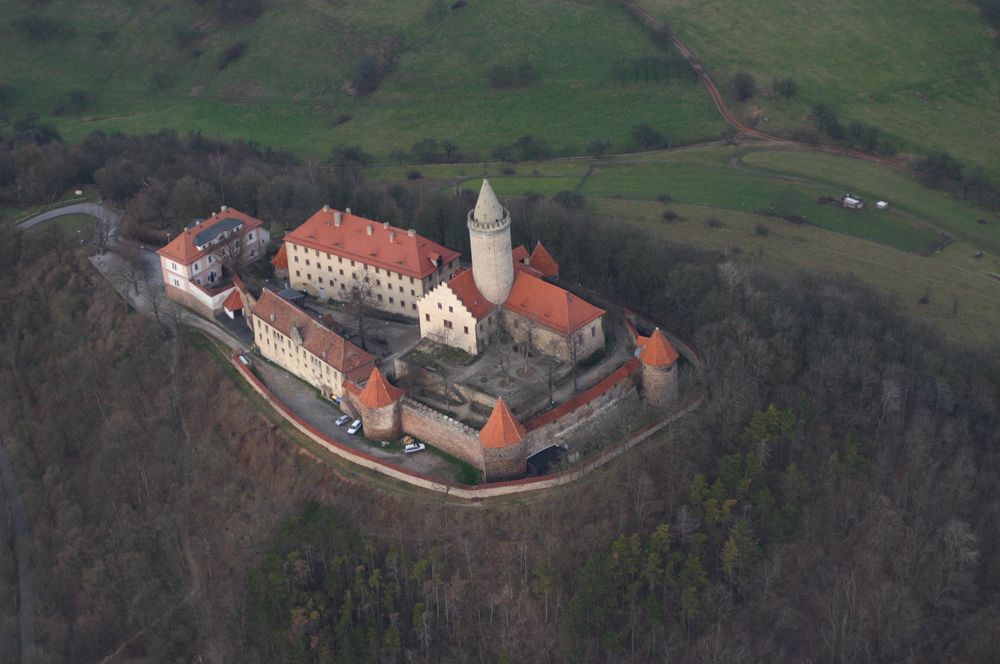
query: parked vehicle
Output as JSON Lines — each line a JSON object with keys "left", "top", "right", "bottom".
{"left": 335, "top": 415, "right": 351, "bottom": 426}
{"left": 404, "top": 442, "right": 426, "bottom": 454}
{"left": 348, "top": 419, "right": 362, "bottom": 435}
{"left": 238, "top": 353, "right": 252, "bottom": 367}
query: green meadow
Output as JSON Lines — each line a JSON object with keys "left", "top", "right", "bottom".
{"left": 635, "top": 0, "right": 1000, "bottom": 176}
{"left": 0, "top": 0, "right": 723, "bottom": 158}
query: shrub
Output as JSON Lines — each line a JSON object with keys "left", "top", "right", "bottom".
{"left": 332, "top": 113, "right": 352, "bottom": 126}
{"left": 631, "top": 123, "right": 664, "bottom": 149}
{"left": 217, "top": 40, "right": 247, "bottom": 71}
{"left": 587, "top": 139, "right": 611, "bottom": 157}
{"left": 553, "top": 191, "right": 586, "bottom": 209}
{"left": 733, "top": 72, "right": 757, "bottom": 101}
{"left": 977, "top": 218, "right": 989, "bottom": 225}
{"left": 215, "top": 0, "right": 264, "bottom": 22}
{"left": 0, "top": 85, "right": 16, "bottom": 110}
{"left": 11, "top": 16, "right": 72, "bottom": 41}
{"left": 172, "top": 24, "right": 199, "bottom": 48}
{"left": 706, "top": 217, "right": 725, "bottom": 228}
{"left": 487, "top": 60, "right": 539, "bottom": 89}
{"left": 774, "top": 78, "right": 797, "bottom": 100}
{"left": 406, "top": 170, "right": 422, "bottom": 180}
{"left": 656, "top": 192, "right": 673, "bottom": 204}
{"left": 783, "top": 214, "right": 807, "bottom": 225}
{"left": 754, "top": 223, "right": 771, "bottom": 236}
{"left": 451, "top": 0, "right": 467, "bottom": 8}
{"left": 662, "top": 210, "right": 679, "bottom": 222}
{"left": 52, "top": 90, "right": 92, "bottom": 116}
{"left": 501, "top": 167, "right": 516, "bottom": 175}
{"left": 97, "top": 30, "right": 115, "bottom": 46}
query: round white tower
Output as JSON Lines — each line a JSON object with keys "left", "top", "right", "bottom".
{"left": 468, "top": 179, "right": 515, "bottom": 305}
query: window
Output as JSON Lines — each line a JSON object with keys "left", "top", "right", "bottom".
{"left": 307, "top": 273, "right": 312, "bottom": 280}
{"left": 340, "top": 284, "right": 345, "bottom": 290}
{"left": 350, "top": 260, "right": 355, "bottom": 267}
{"left": 399, "top": 286, "right": 403, "bottom": 293}
{"left": 409, "top": 277, "right": 414, "bottom": 284}
{"left": 315, "top": 249, "right": 319, "bottom": 256}
{"left": 173, "top": 278, "right": 180, "bottom": 287}
{"left": 412, "top": 303, "right": 417, "bottom": 311}
{"left": 444, "top": 320, "right": 453, "bottom": 329}
{"left": 374, "top": 267, "right": 379, "bottom": 274}
{"left": 463, "top": 326, "right": 469, "bottom": 334}
{"left": 437, "top": 303, "right": 442, "bottom": 310}
{"left": 208, "top": 255, "right": 214, "bottom": 264}
{"left": 425, "top": 313, "right": 430, "bottom": 322}
{"left": 170, "top": 262, "right": 177, "bottom": 271}
{"left": 411, "top": 289, "right": 415, "bottom": 296}
{"left": 296, "top": 270, "right": 301, "bottom": 277}
{"left": 248, "top": 233, "right": 254, "bottom": 241}
{"left": 448, "top": 306, "right": 453, "bottom": 313}
{"left": 591, "top": 326, "right": 596, "bottom": 337}
{"left": 400, "top": 300, "right": 406, "bottom": 308}
{"left": 389, "top": 297, "right": 394, "bottom": 304}
{"left": 327, "top": 266, "right": 332, "bottom": 272}
{"left": 305, "top": 259, "right": 310, "bottom": 266}
{"left": 194, "top": 262, "right": 200, "bottom": 271}
{"left": 339, "top": 269, "right": 344, "bottom": 275}
{"left": 318, "top": 277, "right": 324, "bottom": 284}
{"left": 378, "top": 294, "right": 383, "bottom": 301}
{"left": 338, "top": 257, "right": 343, "bottom": 264}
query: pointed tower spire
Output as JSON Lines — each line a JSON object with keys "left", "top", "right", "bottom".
{"left": 639, "top": 328, "right": 679, "bottom": 366}
{"left": 479, "top": 398, "right": 527, "bottom": 448}
{"left": 358, "top": 366, "right": 404, "bottom": 409}
{"left": 468, "top": 179, "right": 515, "bottom": 305}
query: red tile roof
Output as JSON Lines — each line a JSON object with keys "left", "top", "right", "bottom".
{"left": 512, "top": 244, "right": 529, "bottom": 264}
{"left": 480, "top": 399, "right": 527, "bottom": 449}
{"left": 529, "top": 241, "right": 559, "bottom": 278}
{"left": 357, "top": 367, "right": 404, "bottom": 409}
{"left": 445, "top": 268, "right": 495, "bottom": 321}
{"left": 526, "top": 358, "right": 641, "bottom": 431}
{"left": 638, "top": 328, "right": 679, "bottom": 366}
{"left": 156, "top": 208, "right": 264, "bottom": 265}
{"left": 284, "top": 208, "right": 461, "bottom": 279}
{"left": 222, "top": 288, "right": 243, "bottom": 312}
{"left": 271, "top": 243, "right": 288, "bottom": 270}
{"left": 251, "top": 289, "right": 376, "bottom": 383}
{"left": 503, "top": 272, "right": 605, "bottom": 335}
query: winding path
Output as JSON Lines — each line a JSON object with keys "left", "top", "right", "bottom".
{"left": 0, "top": 434, "right": 37, "bottom": 664}
{"left": 16, "top": 201, "right": 120, "bottom": 232}
{"left": 618, "top": 0, "right": 912, "bottom": 173}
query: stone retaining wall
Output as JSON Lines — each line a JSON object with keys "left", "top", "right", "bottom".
{"left": 400, "top": 399, "right": 483, "bottom": 469}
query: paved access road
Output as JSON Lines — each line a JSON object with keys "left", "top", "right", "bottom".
{"left": 17, "top": 201, "right": 120, "bottom": 232}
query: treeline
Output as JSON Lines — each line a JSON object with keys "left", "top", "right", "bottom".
{"left": 808, "top": 102, "right": 899, "bottom": 156}
{"left": 915, "top": 151, "right": 1000, "bottom": 210}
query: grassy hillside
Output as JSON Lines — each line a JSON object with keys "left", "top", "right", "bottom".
{"left": 634, "top": 0, "right": 1000, "bottom": 175}
{"left": 0, "top": 0, "right": 723, "bottom": 157}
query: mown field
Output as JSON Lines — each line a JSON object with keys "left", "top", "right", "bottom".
{"left": 0, "top": 0, "right": 723, "bottom": 158}
{"left": 634, "top": 0, "right": 1000, "bottom": 176}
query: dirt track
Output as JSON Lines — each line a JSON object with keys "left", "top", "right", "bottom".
{"left": 618, "top": 0, "right": 912, "bottom": 173}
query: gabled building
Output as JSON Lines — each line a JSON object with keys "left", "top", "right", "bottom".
{"left": 417, "top": 179, "right": 605, "bottom": 362}
{"left": 282, "top": 206, "right": 461, "bottom": 317}
{"left": 250, "top": 288, "right": 376, "bottom": 399}
{"left": 156, "top": 206, "right": 270, "bottom": 317}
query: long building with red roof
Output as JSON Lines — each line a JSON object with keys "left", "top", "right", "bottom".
{"left": 251, "top": 288, "right": 376, "bottom": 398}
{"left": 282, "top": 206, "right": 461, "bottom": 318}
{"left": 156, "top": 206, "right": 270, "bottom": 317}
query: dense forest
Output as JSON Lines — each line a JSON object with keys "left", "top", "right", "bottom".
{"left": 1, "top": 126, "right": 999, "bottom": 662}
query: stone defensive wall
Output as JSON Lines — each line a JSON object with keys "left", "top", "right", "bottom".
{"left": 523, "top": 358, "right": 642, "bottom": 456}
{"left": 230, "top": 354, "right": 704, "bottom": 502}
{"left": 399, "top": 399, "right": 483, "bottom": 470}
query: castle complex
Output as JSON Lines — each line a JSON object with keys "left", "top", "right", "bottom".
{"left": 232, "top": 179, "right": 682, "bottom": 481}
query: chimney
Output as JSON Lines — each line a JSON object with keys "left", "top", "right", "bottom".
{"left": 389, "top": 230, "right": 396, "bottom": 242}
{"left": 346, "top": 207, "right": 352, "bottom": 214}
{"left": 334, "top": 212, "right": 343, "bottom": 227}
{"left": 221, "top": 205, "right": 228, "bottom": 212}
{"left": 366, "top": 224, "right": 373, "bottom": 236}
{"left": 407, "top": 229, "right": 416, "bottom": 237}
{"left": 323, "top": 204, "right": 330, "bottom": 212}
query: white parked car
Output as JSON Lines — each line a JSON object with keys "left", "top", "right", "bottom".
{"left": 404, "top": 442, "right": 426, "bottom": 454}
{"left": 347, "top": 419, "right": 362, "bottom": 435}
{"left": 335, "top": 415, "right": 351, "bottom": 426}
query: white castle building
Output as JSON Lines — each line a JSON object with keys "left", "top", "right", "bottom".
{"left": 417, "top": 179, "right": 606, "bottom": 361}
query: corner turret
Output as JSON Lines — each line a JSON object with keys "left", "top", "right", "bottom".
{"left": 479, "top": 398, "right": 528, "bottom": 481}
{"left": 639, "top": 328, "right": 680, "bottom": 407}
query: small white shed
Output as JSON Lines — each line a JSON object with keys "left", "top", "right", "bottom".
{"left": 876, "top": 201, "right": 889, "bottom": 210}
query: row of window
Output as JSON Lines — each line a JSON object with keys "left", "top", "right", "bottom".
{"left": 424, "top": 312, "right": 470, "bottom": 336}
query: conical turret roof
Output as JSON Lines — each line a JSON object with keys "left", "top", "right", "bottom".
{"left": 639, "top": 328, "right": 679, "bottom": 367}
{"left": 529, "top": 241, "right": 559, "bottom": 277}
{"left": 479, "top": 399, "right": 527, "bottom": 449}
{"left": 473, "top": 179, "right": 505, "bottom": 226}
{"left": 357, "top": 367, "right": 404, "bottom": 408}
